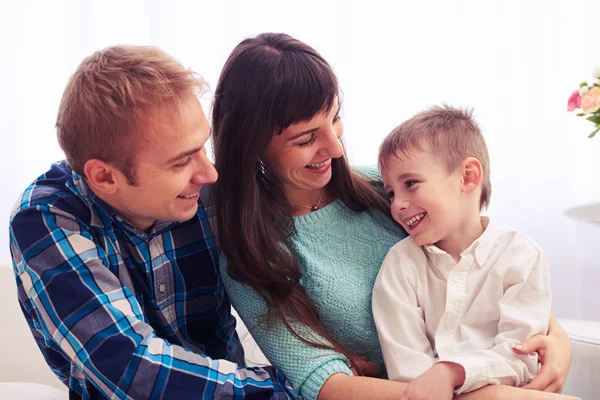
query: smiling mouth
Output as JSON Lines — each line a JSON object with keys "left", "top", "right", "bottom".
{"left": 306, "top": 160, "right": 329, "bottom": 169}
{"left": 178, "top": 192, "right": 199, "bottom": 199}
{"left": 405, "top": 212, "right": 427, "bottom": 228}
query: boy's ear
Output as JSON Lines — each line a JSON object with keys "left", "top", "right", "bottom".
{"left": 461, "top": 157, "right": 483, "bottom": 194}
{"left": 83, "top": 159, "right": 119, "bottom": 195}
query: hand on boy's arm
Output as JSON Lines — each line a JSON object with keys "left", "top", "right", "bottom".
{"left": 513, "top": 314, "right": 572, "bottom": 393}
{"left": 400, "top": 362, "right": 465, "bottom": 400}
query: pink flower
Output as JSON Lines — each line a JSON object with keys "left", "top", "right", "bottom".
{"left": 567, "top": 90, "right": 581, "bottom": 111}
{"left": 580, "top": 86, "right": 600, "bottom": 113}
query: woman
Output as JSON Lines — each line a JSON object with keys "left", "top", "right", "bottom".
{"left": 212, "top": 33, "right": 574, "bottom": 400}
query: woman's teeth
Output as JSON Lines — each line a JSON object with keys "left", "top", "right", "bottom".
{"left": 406, "top": 212, "right": 426, "bottom": 227}
{"left": 179, "top": 193, "right": 197, "bottom": 199}
{"left": 307, "top": 160, "right": 328, "bottom": 169}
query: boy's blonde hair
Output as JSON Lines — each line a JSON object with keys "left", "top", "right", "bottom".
{"left": 56, "top": 45, "right": 208, "bottom": 184}
{"left": 378, "top": 104, "right": 491, "bottom": 210}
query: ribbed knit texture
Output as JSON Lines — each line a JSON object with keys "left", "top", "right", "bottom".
{"left": 221, "top": 168, "right": 407, "bottom": 399}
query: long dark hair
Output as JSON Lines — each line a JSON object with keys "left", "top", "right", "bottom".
{"left": 212, "top": 33, "right": 391, "bottom": 366}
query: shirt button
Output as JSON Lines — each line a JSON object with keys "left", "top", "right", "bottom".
{"left": 452, "top": 276, "right": 460, "bottom": 283}
{"left": 159, "top": 283, "right": 166, "bottom": 293}
{"left": 444, "top": 320, "right": 452, "bottom": 329}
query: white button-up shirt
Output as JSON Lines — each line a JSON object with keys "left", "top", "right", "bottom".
{"left": 372, "top": 218, "right": 551, "bottom": 394}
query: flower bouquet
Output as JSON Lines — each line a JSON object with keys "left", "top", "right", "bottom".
{"left": 567, "top": 67, "right": 600, "bottom": 138}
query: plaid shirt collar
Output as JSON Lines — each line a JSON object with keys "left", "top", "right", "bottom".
{"left": 67, "top": 168, "right": 177, "bottom": 236}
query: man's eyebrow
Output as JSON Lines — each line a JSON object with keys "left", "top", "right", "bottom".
{"left": 165, "top": 147, "right": 203, "bottom": 164}
{"left": 286, "top": 104, "right": 342, "bottom": 141}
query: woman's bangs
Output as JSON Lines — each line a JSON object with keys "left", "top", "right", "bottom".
{"left": 273, "top": 55, "right": 338, "bottom": 133}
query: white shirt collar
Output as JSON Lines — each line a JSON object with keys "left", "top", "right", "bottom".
{"left": 423, "top": 216, "right": 496, "bottom": 268}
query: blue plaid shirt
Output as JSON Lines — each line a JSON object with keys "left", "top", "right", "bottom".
{"left": 9, "top": 160, "right": 299, "bottom": 399}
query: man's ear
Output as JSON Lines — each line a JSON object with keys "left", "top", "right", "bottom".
{"left": 461, "top": 157, "right": 483, "bottom": 194}
{"left": 83, "top": 159, "right": 119, "bottom": 195}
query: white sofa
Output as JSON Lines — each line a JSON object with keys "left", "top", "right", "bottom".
{"left": 1, "top": 267, "right": 598, "bottom": 399}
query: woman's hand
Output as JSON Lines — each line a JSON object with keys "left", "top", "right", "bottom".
{"left": 512, "top": 314, "right": 572, "bottom": 393}
{"left": 349, "top": 355, "right": 381, "bottom": 377}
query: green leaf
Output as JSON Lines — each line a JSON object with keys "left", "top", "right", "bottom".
{"left": 577, "top": 113, "right": 586, "bottom": 117}
{"left": 580, "top": 81, "right": 589, "bottom": 87}
{"left": 588, "top": 128, "right": 599, "bottom": 138}
{"left": 586, "top": 114, "right": 600, "bottom": 124}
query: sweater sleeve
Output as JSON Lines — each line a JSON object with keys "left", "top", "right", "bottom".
{"left": 220, "top": 256, "right": 352, "bottom": 400}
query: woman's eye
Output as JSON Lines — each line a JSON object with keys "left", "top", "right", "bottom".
{"left": 298, "top": 133, "right": 317, "bottom": 147}
{"left": 333, "top": 114, "right": 341, "bottom": 123}
{"left": 385, "top": 191, "right": 394, "bottom": 201}
{"left": 174, "top": 157, "right": 192, "bottom": 168}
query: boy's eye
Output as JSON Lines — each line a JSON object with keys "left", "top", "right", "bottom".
{"left": 298, "top": 133, "right": 317, "bottom": 147}
{"left": 405, "top": 180, "right": 418, "bottom": 189}
{"left": 174, "top": 157, "right": 192, "bottom": 168}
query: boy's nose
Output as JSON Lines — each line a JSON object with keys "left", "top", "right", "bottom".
{"left": 394, "top": 197, "right": 410, "bottom": 212}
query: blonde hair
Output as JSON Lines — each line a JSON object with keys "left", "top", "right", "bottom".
{"left": 56, "top": 45, "right": 208, "bottom": 184}
{"left": 378, "top": 104, "right": 491, "bottom": 210}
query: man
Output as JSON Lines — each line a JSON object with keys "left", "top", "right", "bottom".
{"left": 9, "top": 45, "right": 298, "bottom": 399}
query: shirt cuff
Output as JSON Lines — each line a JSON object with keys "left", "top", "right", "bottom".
{"left": 299, "top": 358, "right": 352, "bottom": 400}
{"left": 435, "top": 356, "right": 488, "bottom": 395}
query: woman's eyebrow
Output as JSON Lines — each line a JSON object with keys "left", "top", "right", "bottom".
{"left": 287, "top": 128, "right": 318, "bottom": 141}
{"left": 286, "top": 103, "right": 341, "bottom": 141}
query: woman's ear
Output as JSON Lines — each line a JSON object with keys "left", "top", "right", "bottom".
{"left": 461, "top": 157, "right": 483, "bottom": 194}
{"left": 83, "top": 159, "right": 119, "bottom": 195}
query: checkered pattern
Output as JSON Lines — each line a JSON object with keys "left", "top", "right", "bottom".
{"left": 9, "top": 160, "right": 299, "bottom": 399}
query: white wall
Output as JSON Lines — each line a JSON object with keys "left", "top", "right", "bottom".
{"left": 2, "top": 1, "right": 599, "bottom": 321}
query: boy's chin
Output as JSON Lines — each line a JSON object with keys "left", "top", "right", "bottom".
{"left": 412, "top": 234, "right": 436, "bottom": 248}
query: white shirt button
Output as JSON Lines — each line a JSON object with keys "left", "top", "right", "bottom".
{"left": 444, "top": 320, "right": 452, "bottom": 329}
{"left": 452, "top": 276, "right": 460, "bottom": 283}
{"left": 159, "top": 283, "right": 166, "bottom": 293}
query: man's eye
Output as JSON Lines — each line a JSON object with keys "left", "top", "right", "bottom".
{"left": 174, "top": 157, "right": 192, "bottom": 168}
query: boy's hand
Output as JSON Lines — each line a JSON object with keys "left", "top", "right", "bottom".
{"left": 400, "top": 362, "right": 465, "bottom": 400}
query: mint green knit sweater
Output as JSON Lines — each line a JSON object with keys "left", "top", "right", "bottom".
{"left": 220, "top": 169, "right": 407, "bottom": 400}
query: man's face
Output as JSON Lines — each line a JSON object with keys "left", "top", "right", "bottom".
{"left": 112, "top": 94, "right": 217, "bottom": 231}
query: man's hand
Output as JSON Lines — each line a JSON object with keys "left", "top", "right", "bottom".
{"left": 400, "top": 362, "right": 465, "bottom": 400}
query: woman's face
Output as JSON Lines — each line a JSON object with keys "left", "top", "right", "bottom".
{"left": 262, "top": 102, "right": 344, "bottom": 201}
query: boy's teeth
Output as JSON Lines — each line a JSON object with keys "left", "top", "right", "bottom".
{"left": 407, "top": 213, "right": 426, "bottom": 227}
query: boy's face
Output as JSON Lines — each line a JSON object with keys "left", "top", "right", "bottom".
{"left": 110, "top": 94, "right": 218, "bottom": 231}
{"left": 381, "top": 147, "right": 465, "bottom": 250}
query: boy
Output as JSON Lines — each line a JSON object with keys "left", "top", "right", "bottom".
{"left": 9, "top": 45, "right": 297, "bottom": 399}
{"left": 372, "top": 105, "right": 551, "bottom": 400}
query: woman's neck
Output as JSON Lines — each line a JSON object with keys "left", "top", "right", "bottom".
{"left": 288, "top": 188, "right": 334, "bottom": 216}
